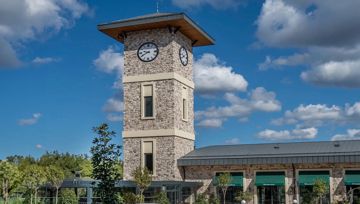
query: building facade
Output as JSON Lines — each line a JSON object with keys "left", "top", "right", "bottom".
{"left": 98, "top": 13, "right": 360, "bottom": 204}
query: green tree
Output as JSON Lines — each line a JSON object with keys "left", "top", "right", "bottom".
{"left": 58, "top": 189, "right": 77, "bottom": 204}
{"left": 122, "top": 192, "right": 139, "bottom": 204}
{"left": 22, "top": 165, "right": 47, "bottom": 204}
{"left": 313, "top": 179, "right": 329, "bottom": 204}
{"left": 46, "top": 165, "right": 65, "bottom": 204}
{"left": 0, "top": 161, "right": 21, "bottom": 204}
{"left": 38, "top": 151, "right": 92, "bottom": 178}
{"left": 209, "top": 193, "right": 220, "bottom": 204}
{"left": 79, "top": 159, "right": 93, "bottom": 178}
{"left": 90, "top": 123, "right": 122, "bottom": 204}
{"left": 6, "top": 155, "right": 36, "bottom": 169}
{"left": 216, "top": 172, "right": 232, "bottom": 204}
{"left": 155, "top": 191, "right": 170, "bottom": 204}
{"left": 132, "top": 167, "right": 152, "bottom": 203}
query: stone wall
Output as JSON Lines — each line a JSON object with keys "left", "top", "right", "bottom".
{"left": 122, "top": 27, "right": 195, "bottom": 182}
{"left": 123, "top": 136, "right": 194, "bottom": 181}
{"left": 123, "top": 80, "right": 176, "bottom": 131}
{"left": 124, "top": 28, "right": 193, "bottom": 80}
{"left": 183, "top": 163, "right": 359, "bottom": 204}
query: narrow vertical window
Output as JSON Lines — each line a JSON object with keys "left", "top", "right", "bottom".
{"left": 142, "top": 84, "right": 154, "bottom": 118}
{"left": 143, "top": 141, "right": 154, "bottom": 173}
{"left": 182, "top": 86, "right": 188, "bottom": 120}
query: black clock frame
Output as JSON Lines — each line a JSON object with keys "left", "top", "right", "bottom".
{"left": 137, "top": 42, "right": 159, "bottom": 62}
{"left": 179, "top": 46, "right": 188, "bottom": 66}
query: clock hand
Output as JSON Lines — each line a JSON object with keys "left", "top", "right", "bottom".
{"left": 141, "top": 51, "right": 150, "bottom": 57}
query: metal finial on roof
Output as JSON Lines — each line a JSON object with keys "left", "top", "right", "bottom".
{"left": 156, "top": 1, "right": 159, "bottom": 13}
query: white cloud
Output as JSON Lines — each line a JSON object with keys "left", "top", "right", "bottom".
{"left": 0, "top": 0, "right": 89, "bottom": 68}
{"left": 272, "top": 102, "right": 360, "bottom": 127}
{"left": 225, "top": 138, "right": 240, "bottom": 145}
{"left": 102, "top": 98, "right": 124, "bottom": 113}
{"left": 301, "top": 60, "right": 360, "bottom": 87}
{"left": 93, "top": 46, "right": 124, "bottom": 89}
{"left": 250, "top": 87, "right": 282, "bottom": 112}
{"left": 94, "top": 46, "right": 125, "bottom": 122}
{"left": 194, "top": 53, "right": 248, "bottom": 94}
{"left": 332, "top": 129, "right": 360, "bottom": 141}
{"left": 256, "top": 0, "right": 360, "bottom": 48}
{"left": 0, "top": 38, "right": 21, "bottom": 67}
{"left": 256, "top": 0, "right": 360, "bottom": 87}
{"left": 35, "top": 144, "right": 43, "bottom": 149}
{"left": 259, "top": 53, "right": 309, "bottom": 70}
{"left": 258, "top": 127, "right": 317, "bottom": 141}
{"left": 32, "top": 57, "right": 60, "bottom": 64}
{"left": 346, "top": 102, "right": 360, "bottom": 118}
{"left": 196, "top": 87, "right": 281, "bottom": 127}
{"left": 106, "top": 113, "right": 123, "bottom": 122}
{"left": 197, "top": 118, "right": 223, "bottom": 128}
{"left": 18, "top": 113, "right": 42, "bottom": 126}
{"left": 172, "top": 0, "right": 241, "bottom": 10}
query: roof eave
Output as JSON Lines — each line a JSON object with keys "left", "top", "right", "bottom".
{"left": 97, "top": 13, "right": 215, "bottom": 47}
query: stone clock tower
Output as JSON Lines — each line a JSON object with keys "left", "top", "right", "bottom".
{"left": 98, "top": 13, "right": 214, "bottom": 181}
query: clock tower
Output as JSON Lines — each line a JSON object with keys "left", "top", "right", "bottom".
{"left": 98, "top": 13, "right": 214, "bottom": 181}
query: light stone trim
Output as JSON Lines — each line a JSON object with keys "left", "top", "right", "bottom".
{"left": 141, "top": 138, "right": 157, "bottom": 176}
{"left": 123, "top": 129, "right": 195, "bottom": 140}
{"left": 123, "top": 72, "right": 195, "bottom": 89}
{"left": 141, "top": 82, "right": 156, "bottom": 120}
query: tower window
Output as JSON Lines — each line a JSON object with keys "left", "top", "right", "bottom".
{"left": 182, "top": 86, "right": 188, "bottom": 120}
{"left": 144, "top": 96, "right": 153, "bottom": 117}
{"left": 143, "top": 141, "right": 154, "bottom": 174}
{"left": 142, "top": 84, "right": 154, "bottom": 118}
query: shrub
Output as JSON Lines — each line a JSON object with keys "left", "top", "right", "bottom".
{"left": 195, "top": 193, "right": 208, "bottom": 204}
{"left": 208, "top": 193, "right": 220, "bottom": 204}
{"left": 235, "top": 191, "right": 253, "bottom": 202}
{"left": 123, "top": 192, "right": 140, "bottom": 204}
{"left": 58, "top": 189, "right": 78, "bottom": 204}
{"left": 155, "top": 191, "right": 170, "bottom": 204}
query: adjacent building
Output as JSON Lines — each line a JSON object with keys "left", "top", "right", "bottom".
{"left": 98, "top": 12, "right": 360, "bottom": 204}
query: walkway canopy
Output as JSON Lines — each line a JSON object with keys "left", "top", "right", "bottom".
{"left": 213, "top": 172, "right": 243, "bottom": 187}
{"left": 60, "top": 178, "right": 202, "bottom": 189}
{"left": 298, "top": 171, "right": 329, "bottom": 186}
{"left": 345, "top": 170, "right": 360, "bottom": 186}
{"left": 255, "top": 172, "right": 285, "bottom": 186}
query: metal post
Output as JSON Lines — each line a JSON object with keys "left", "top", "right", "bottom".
{"left": 86, "top": 187, "right": 93, "bottom": 204}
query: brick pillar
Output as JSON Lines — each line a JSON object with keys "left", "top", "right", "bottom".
{"left": 332, "top": 167, "right": 346, "bottom": 203}
{"left": 286, "top": 168, "right": 295, "bottom": 204}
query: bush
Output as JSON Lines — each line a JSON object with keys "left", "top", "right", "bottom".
{"left": 195, "top": 193, "right": 208, "bottom": 204}
{"left": 235, "top": 191, "right": 253, "bottom": 202}
{"left": 123, "top": 192, "right": 140, "bottom": 204}
{"left": 115, "top": 193, "right": 124, "bottom": 204}
{"left": 155, "top": 191, "right": 170, "bottom": 204}
{"left": 209, "top": 193, "right": 220, "bottom": 204}
{"left": 58, "top": 189, "right": 78, "bottom": 204}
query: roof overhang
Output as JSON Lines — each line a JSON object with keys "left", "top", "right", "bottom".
{"left": 178, "top": 154, "right": 360, "bottom": 166}
{"left": 60, "top": 179, "right": 202, "bottom": 188}
{"left": 97, "top": 13, "right": 215, "bottom": 47}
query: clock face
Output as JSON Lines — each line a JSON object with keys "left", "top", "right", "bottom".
{"left": 137, "top": 42, "right": 159, "bottom": 62}
{"left": 179, "top": 46, "right": 188, "bottom": 66}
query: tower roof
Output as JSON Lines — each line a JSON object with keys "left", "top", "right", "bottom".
{"left": 97, "top": 12, "right": 215, "bottom": 47}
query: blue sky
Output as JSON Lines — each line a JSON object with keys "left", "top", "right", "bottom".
{"left": 1, "top": 0, "right": 360, "bottom": 159}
